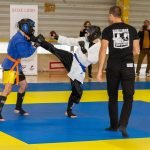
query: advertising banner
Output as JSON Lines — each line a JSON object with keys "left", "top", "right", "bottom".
{"left": 10, "top": 5, "right": 38, "bottom": 75}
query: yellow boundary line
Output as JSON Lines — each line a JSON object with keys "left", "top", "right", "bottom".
{"left": 4, "top": 90, "right": 150, "bottom": 104}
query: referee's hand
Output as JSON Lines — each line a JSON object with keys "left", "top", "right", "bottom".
{"left": 97, "top": 71, "right": 103, "bottom": 82}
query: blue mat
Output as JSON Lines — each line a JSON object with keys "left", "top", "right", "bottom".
{"left": 0, "top": 101, "right": 150, "bottom": 144}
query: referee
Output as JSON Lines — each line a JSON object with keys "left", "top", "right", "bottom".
{"left": 97, "top": 6, "right": 139, "bottom": 137}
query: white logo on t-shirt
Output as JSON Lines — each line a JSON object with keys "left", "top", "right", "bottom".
{"left": 113, "top": 29, "right": 129, "bottom": 49}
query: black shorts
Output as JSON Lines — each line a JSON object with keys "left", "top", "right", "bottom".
{"left": 17, "top": 71, "right": 26, "bottom": 82}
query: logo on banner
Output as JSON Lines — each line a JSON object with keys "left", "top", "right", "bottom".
{"left": 30, "top": 65, "right": 35, "bottom": 71}
{"left": 113, "top": 29, "right": 129, "bottom": 49}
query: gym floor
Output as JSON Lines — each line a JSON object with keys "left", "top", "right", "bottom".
{"left": 0, "top": 72, "right": 150, "bottom": 150}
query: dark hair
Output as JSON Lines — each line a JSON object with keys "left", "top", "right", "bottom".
{"left": 144, "top": 20, "right": 149, "bottom": 24}
{"left": 83, "top": 20, "right": 91, "bottom": 27}
{"left": 109, "top": 6, "right": 122, "bottom": 17}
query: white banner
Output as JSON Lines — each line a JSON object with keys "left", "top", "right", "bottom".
{"left": 10, "top": 5, "right": 38, "bottom": 75}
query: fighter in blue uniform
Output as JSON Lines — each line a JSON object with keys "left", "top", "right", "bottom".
{"left": 0, "top": 18, "right": 37, "bottom": 121}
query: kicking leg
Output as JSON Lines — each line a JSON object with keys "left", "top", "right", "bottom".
{"left": 41, "top": 41, "right": 73, "bottom": 72}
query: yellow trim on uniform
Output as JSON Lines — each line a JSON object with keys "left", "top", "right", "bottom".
{"left": 3, "top": 70, "right": 16, "bottom": 84}
{"left": 5, "top": 55, "right": 21, "bottom": 85}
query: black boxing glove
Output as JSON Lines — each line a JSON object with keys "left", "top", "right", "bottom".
{"left": 30, "top": 34, "right": 46, "bottom": 47}
{"left": 50, "top": 30, "right": 59, "bottom": 40}
{"left": 36, "top": 34, "right": 45, "bottom": 43}
{"left": 78, "top": 41, "right": 87, "bottom": 54}
{"left": 30, "top": 34, "right": 37, "bottom": 42}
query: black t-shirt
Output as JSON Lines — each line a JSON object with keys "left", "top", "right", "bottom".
{"left": 80, "top": 29, "right": 87, "bottom": 37}
{"left": 102, "top": 22, "right": 139, "bottom": 67}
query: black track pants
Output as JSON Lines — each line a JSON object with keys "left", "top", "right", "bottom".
{"left": 40, "top": 42, "right": 83, "bottom": 110}
{"left": 67, "top": 79, "right": 83, "bottom": 111}
{"left": 41, "top": 41, "right": 73, "bottom": 72}
{"left": 106, "top": 65, "right": 135, "bottom": 128}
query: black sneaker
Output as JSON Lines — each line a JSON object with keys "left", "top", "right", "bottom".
{"left": 65, "top": 110, "right": 77, "bottom": 118}
{"left": 105, "top": 127, "right": 118, "bottom": 132}
{"left": 14, "top": 108, "right": 29, "bottom": 116}
{"left": 118, "top": 126, "right": 128, "bottom": 138}
{"left": 0, "top": 114, "right": 5, "bottom": 122}
{"left": 88, "top": 74, "right": 92, "bottom": 78}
